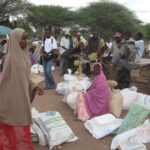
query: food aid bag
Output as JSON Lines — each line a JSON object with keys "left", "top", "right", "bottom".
{"left": 67, "top": 91, "right": 78, "bottom": 111}
{"left": 34, "top": 111, "right": 78, "bottom": 150}
{"left": 111, "top": 120, "right": 150, "bottom": 150}
{"left": 84, "top": 114, "right": 122, "bottom": 139}
{"left": 136, "top": 93, "right": 150, "bottom": 108}
{"left": 117, "top": 103, "right": 150, "bottom": 135}
{"left": 56, "top": 82, "right": 69, "bottom": 95}
{"left": 120, "top": 88, "right": 138, "bottom": 110}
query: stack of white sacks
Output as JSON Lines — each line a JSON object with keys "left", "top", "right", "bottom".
{"left": 31, "top": 108, "right": 78, "bottom": 150}
{"left": 56, "top": 69, "right": 92, "bottom": 111}
{"left": 57, "top": 74, "right": 150, "bottom": 150}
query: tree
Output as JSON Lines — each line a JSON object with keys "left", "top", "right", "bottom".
{"left": 0, "top": 0, "right": 30, "bottom": 23}
{"left": 26, "top": 5, "right": 77, "bottom": 30}
{"left": 138, "top": 24, "right": 150, "bottom": 40}
{"left": 78, "top": 0, "right": 141, "bottom": 39}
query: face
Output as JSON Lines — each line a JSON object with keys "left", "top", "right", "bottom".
{"left": 73, "top": 32, "right": 77, "bottom": 37}
{"left": 77, "top": 34, "right": 80, "bottom": 39}
{"left": 20, "top": 32, "right": 28, "bottom": 49}
{"left": 93, "top": 64, "right": 101, "bottom": 76}
{"left": 45, "top": 30, "right": 50, "bottom": 38}
{"left": 92, "top": 32, "right": 98, "bottom": 39}
{"left": 124, "top": 34, "right": 129, "bottom": 41}
{"left": 115, "top": 37, "right": 122, "bottom": 43}
{"left": 65, "top": 34, "right": 69, "bottom": 38}
{"left": 135, "top": 34, "right": 139, "bottom": 41}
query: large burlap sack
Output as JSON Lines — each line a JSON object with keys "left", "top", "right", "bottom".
{"left": 107, "top": 80, "right": 123, "bottom": 118}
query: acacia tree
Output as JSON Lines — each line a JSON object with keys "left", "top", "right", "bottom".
{"left": 0, "top": 0, "right": 29, "bottom": 22}
{"left": 138, "top": 24, "right": 150, "bottom": 40}
{"left": 78, "top": 1, "right": 141, "bottom": 39}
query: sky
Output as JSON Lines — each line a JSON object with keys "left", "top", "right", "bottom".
{"left": 29, "top": 0, "right": 150, "bottom": 23}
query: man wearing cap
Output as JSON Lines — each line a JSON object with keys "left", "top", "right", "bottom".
{"left": 60, "top": 32, "right": 70, "bottom": 75}
{"left": 109, "top": 32, "right": 125, "bottom": 80}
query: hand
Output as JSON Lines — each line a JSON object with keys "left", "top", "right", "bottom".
{"left": 37, "top": 87, "right": 44, "bottom": 95}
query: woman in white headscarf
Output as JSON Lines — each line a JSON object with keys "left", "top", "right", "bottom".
{"left": 0, "top": 28, "right": 43, "bottom": 150}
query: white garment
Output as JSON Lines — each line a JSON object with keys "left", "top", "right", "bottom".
{"left": 135, "top": 40, "right": 144, "bottom": 58}
{"left": 42, "top": 37, "right": 57, "bottom": 53}
{"left": 60, "top": 36, "right": 70, "bottom": 55}
{"left": 73, "top": 37, "right": 77, "bottom": 48}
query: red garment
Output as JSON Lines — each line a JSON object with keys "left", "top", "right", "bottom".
{"left": 0, "top": 122, "right": 33, "bottom": 150}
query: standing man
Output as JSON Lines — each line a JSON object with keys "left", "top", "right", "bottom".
{"left": 109, "top": 32, "right": 124, "bottom": 80}
{"left": 42, "top": 29, "right": 57, "bottom": 89}
{"left": 87, "top": 32, "right": 105, "bottom": 71}
{"left": 60, "top": 32, "right": 70, "bottom": 75}
{"left": 134, "top": 32, "right": 144, "bottom": 62}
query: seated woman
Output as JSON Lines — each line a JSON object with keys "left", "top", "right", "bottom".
{"left": 76, "top": 62, "right": 110, "bottom": 121}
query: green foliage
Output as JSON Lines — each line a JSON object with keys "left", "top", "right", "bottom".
{"left": 26, "top": 5, "right": 76, "bottom": 30}
{"left": 0, "top": 0, "right": 30, "bottom": 22}
{"left": 78, "top": 1, "right": 141, "bottom": 39}
{"left": 138, "top": 24, "right": 150, "bottom": 40}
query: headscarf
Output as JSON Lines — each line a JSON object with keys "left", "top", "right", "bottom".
{"left": 0, "top": 28, "right": 36, "bottom": 126}
{"left": 83, "top": 62, "right": 110, "bottom": 119}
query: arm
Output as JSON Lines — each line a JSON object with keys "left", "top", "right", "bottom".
{"left": 29, "top": 79, "right": 43, "bottom": 103}
{"left": 98, "top": 39, "right": 105, "bottom": 57}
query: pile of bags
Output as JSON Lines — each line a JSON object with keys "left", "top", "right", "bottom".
{"left": 31, "top": 108, "right": 78, "bottom": 150}
{"left": 85, "top": 103, "right": 150, "bottom": 150}
{"left": 31, "top": 64, "right": 43, "bottom": 74}
{"left": 56, "top": 70, "right": 92, "bottom": 111}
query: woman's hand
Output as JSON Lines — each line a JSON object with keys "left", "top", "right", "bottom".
{"left": 37, "top": 86, "right": 44, "bottom": 95}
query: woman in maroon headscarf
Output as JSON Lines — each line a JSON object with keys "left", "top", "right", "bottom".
{"left": 76, "top": 62, "right": 110, "bottom": 121}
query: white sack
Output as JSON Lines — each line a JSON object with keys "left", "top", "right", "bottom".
{"left": 111, "top": 120, "right": 150, "bottom": 150}
{"left": 136, "top": 93, "right": 150, "bottom": 108}
{"left": 31, "top": 64, "right": 44, "bottom": 74}
{"left": 67, "top": 92, "right": 78, "bottom": 111}
{"left": 31, "top": 122, "right": 47, "bottom": 146}
{"left": 84, "top": 114, "right": 122, "bottom": 139}
{"left": 34, "top": 111, "right": 78, "bottom": 150}
{"left": 31, "top": 108, "right": 47, "bottom": 146}
{"left": 120, "top": 88, "right": 138, "bottom": 110}
{"left": 64, "top": 74, "right": 77, "bottom": 82}
{"left": 56, "top": 82, "right": 69, "bottom": 95}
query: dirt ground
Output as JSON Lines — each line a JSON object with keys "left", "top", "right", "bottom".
{"left": 32, "top": 66, "right": 150, "bottom": 150}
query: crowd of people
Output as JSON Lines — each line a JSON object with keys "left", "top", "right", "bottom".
{"left": 0, "top": 27, "right": 145, "bottom": 149}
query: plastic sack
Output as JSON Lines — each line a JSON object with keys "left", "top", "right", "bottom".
{"left": 64, "top": 74, "right": 77, "bottom": 82}
{"left": 111, "top": 120, "right": 150, "bottom": 150}
{"left": 136, "top": 93, "right": 150, "bottom": 108}
{"left": 120, "top": 88, "right": 138, "bottom": 110}
{"left": 31, "top": 64, "right": 43, "bottom": 74}
{"left": 34, "top": 111, "right": 78, "bottom": 150}
{"left": 117, "top": 103, "right": 150, "bottom": 135}
{"left": 56, "top": 82, "right": 69, "bottom": 95}
{"left": 31, "top": 108, "right": 47, "bottom": 146}
{"left": 31, "top": 122, "right": 47, "bottom": 146}
{"left": 84, "top": 114, "right": 122, "bottom": 139}
{"left": 67, "top": 91, "right": 78, "bottom": 111}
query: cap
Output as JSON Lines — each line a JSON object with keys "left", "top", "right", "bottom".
{"left": 114, "top": 32, "right": 122, "bottom": 37}
{"left": 65, "top": 31, "right": 70, "bottom": 36}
